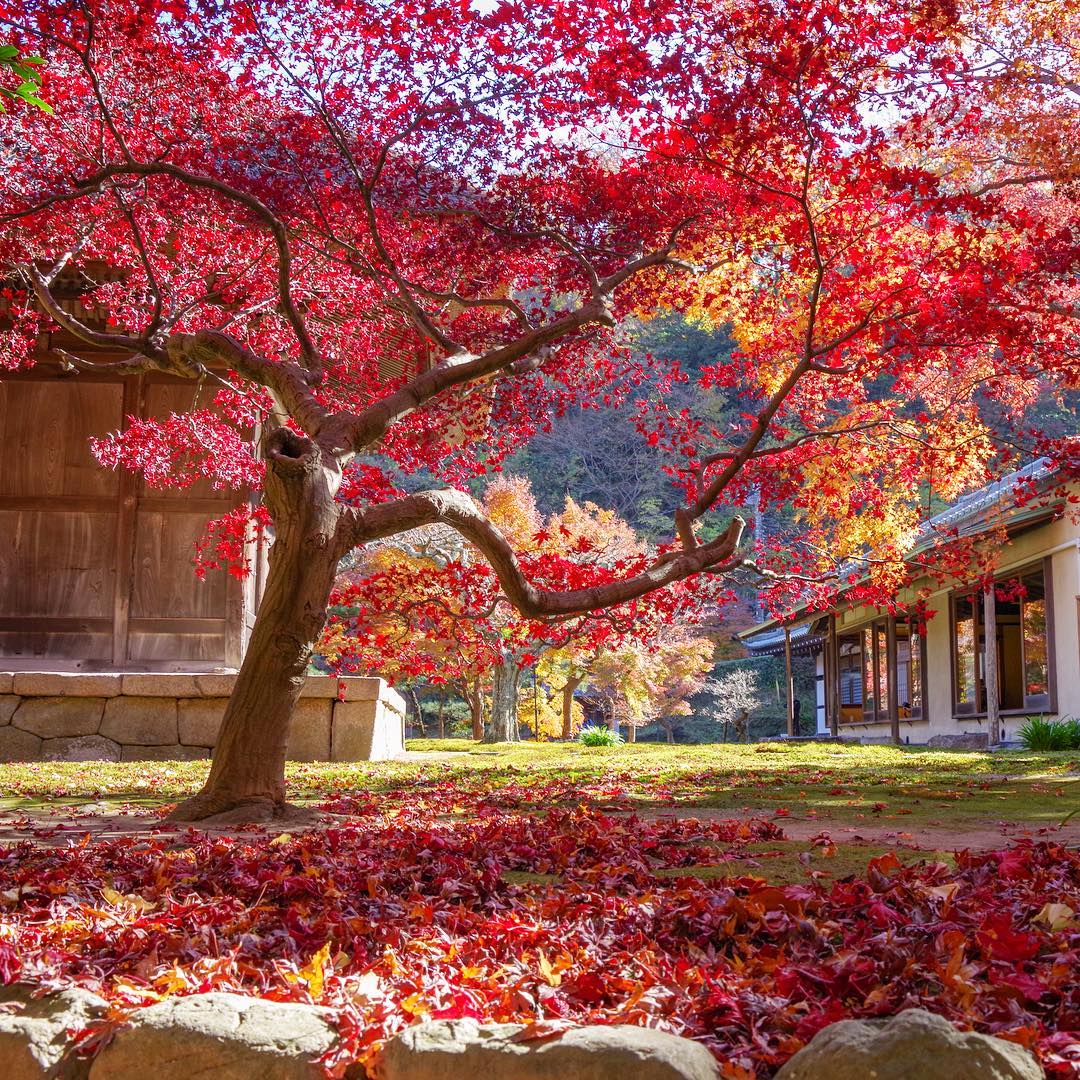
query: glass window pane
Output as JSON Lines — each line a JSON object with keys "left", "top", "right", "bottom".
{"left": 954, "top": 595, "right": 976, "bottom": 707}
{"left": 862, "top": 626, "right": 875, "bottom": 719}
{"left": 909, "top": 624, "right": 922, "bottom": 714}
{"left": 876, "top": 622, "right": 889, "bottom": 719}
{"left": 1022, "top": 570, "right": 1048, "bottom": 699}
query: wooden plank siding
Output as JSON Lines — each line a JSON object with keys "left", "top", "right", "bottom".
{"left": 0, "top": 364, "right": 247, "bottom": 670}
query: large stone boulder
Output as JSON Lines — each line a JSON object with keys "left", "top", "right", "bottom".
{"left": 99, "top": 697, "right": 177, "bottom": 746}
{"left": 12, "top": 698, "right": 105, "bottom": 739}
{"left": 775, "top": 1009, "right": 1043, "bottom": 1080}
{"left": 375, "top": 1019, "right": 720, "bottom": 1080}
{"left": 0, "top": 725, "right": 44, "bottom": 762}
{"left": 0, "top": 694, "right": 20, "bottom": 724}
{"left": 0, "top": 983, "right": 108, "bottom": 1079}
{"left": 88, "top": 992, "right": 339, "bottom": 1079}
{"left": 42, "top": 736, "right": 122, "bottom": 763}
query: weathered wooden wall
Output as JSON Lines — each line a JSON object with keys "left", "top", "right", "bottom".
{"left": 0, "top": 364, "right": 248, "bottom": 670}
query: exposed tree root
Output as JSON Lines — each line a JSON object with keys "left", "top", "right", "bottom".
{"left": 166, "top": 794, "right": 320, "bottom": 827}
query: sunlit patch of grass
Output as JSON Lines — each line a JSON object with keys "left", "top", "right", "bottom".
{"left": 501, "top": 870, "right": 562, "bottom": 886}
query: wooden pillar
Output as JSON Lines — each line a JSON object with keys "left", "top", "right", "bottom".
{"left": 784, "top": 625, "right": 795, "bottom": 737}
{"left": 983, "top": 583, "right": 1000, "bottom": 744}
{"left": 886, "top": 616, "right": 900, "bottom": 744}
{"left": 828, "top": 614, "right": 840, "bottom": 736}
{"left": 111, "top": 374, "right": 145, "bottom": 667}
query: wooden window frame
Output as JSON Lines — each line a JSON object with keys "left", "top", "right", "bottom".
{"left": 835, "top": 614, "right": 926, "bottom": 726}
{"left": 948, "top": 558, "right": 1056, "bottom": 718}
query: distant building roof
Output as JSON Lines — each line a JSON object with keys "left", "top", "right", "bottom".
{"left": 738, "top": 621, "right": 824, "bottom": 657}
{"left": 737, "top": 456, "right": 1067, "bottom": 655}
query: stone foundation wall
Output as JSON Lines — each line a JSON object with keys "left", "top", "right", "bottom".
{"left": 0, "top": 672, "right": 405, "bottom": 763}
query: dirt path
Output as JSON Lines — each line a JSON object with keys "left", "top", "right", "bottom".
{"left": 630, "top": 806, "right": 1080, "bottom": 852}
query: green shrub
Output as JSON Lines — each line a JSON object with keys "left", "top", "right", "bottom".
{"left": 1018, "top": 716, "right": 1080, "bottom": 751}
{"left": 578, "top": 725, "right": 624, "bottom": 747}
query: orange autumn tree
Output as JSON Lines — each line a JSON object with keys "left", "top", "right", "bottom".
{"left": 584, "top": 627, "right": 716, "bottom": 743}
{"left": 324, "top": 476, "right": 700, "bottom": 742}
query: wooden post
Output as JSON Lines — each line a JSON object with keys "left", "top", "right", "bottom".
{"left": 111, "top": 374, "right": 145, "bottom": 667}
{"left": 784, "top": 625, "right": 795, "bottom": 737}
{"left": 886, "top": 617, "right": 900, "bottom": 744}
{"left": 828, "top": 614, "right": 840, "bottom": 736}
{"left": 983, "top": 583, "right": 1000, "bottom": 744}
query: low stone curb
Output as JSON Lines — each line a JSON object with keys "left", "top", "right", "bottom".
{"left": 0, "top": 673, "right": 405, "bottom": 763}
{"left": 0, "top": 989, "right": 1045, "bottom": 1080}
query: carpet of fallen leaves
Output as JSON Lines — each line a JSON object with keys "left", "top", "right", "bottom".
{"left": 1, "top": 771, "right": 1079, "bottom": 1077}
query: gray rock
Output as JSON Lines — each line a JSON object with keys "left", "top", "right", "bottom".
{"left": 99, "top": 697, "right": 177, "bottom": 746}
{"left": 286, "top": 700, "right": 332, "bottom": 762}
{"left": 928, "top": 732, "right": 990, "bottom": 750}
{"left": 331, "top": 700, "right": 403, "bottom": 761}
{"left": 177, "top": 698, "right": 225, "bottom": 747}
{"left": 774, "top": 1009, "right": 1043, "bottom": 1080}
{"left": 0, "top": 694, "right": 20, "bottom": 725}
{"left": 376, "top": 1019, "right": 720, "bottom": 1080}
{"left": 42, "top": 735, "right": 122, "bottom": 762}
{"left": 88, "top": 992, "right": 339, "bottom": 1079}
{"left": 12, "top": 698, "right": 105, "bottom": 739}
{"left": 0, "top": 726, "right": 44, "bottom": 762}
{"left": 0, "top": 983, "right": 108, "bottom": 1079}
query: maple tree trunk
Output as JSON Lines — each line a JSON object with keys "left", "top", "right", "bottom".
{"left": 627, "top": 722, "right": 637, "bottom": 743}
{"left": 467, "top": 678, "right": 485, "bottom": 741}
{"left": 560, "top": 675, "right": 582, "bottom": 740}
{"left": 410, "top": 689, "right": 427, "bottom": 738}
{"left": 485, "top": 659, "right": 522, "bottom": 743}
{"left": 170, "top": 431, "right": 343, "bottom": 824}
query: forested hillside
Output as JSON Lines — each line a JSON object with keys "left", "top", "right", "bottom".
{"left": 506, "top": 314, "right": 1080, "bottom": 545}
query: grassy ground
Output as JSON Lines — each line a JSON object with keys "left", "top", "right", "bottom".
{"left": 2, "top": 740, "right": 1079, "bottom": 1075}
{"left": 404, "top": 738, "right": 1080, "bottom": 830}
{"left": 0, "top": 740, "right": 1076, "bottom": 852}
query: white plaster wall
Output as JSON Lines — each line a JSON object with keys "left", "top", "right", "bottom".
{"left": 815, "top": 653, "right": 828, "bottom": 733}
{"left": 1050, "top": 542, "right": 1080, "bottom": 719}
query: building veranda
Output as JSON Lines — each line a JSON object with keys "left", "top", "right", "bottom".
{"left": 740, "top": 459, "right": 1080, "bottom": 747}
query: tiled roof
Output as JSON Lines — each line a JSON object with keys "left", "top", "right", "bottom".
{"left": 738, "top": 456, "right": 1063, "bottom": 651}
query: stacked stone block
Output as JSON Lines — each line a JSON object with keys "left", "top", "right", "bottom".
{"left": 0, "top": 672, "right": 405, "bottom": 763}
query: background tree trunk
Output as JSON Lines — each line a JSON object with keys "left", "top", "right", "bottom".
{"left": 627, "top": 722, "right": 636, "bottom": 743}
{"left": 170, "top": 430, "right": 343, "bottom": 824}
{"left": 436, "top": 691, "right": 446, "bottom": 739}
{"left": 485, "top": 658, "right": 522, "bottom": 743}
{"left": 459, "top": 678, "right": 485, "bottom": 740}
{"left": 560, "top": 674, "right": 583, "bottom": 740}
{"left": 409, "top": 688, "right": 427, "bottom": 738}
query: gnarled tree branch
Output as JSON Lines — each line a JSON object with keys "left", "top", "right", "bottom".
{"left": 343, "top": 488, "right": 746, "bottom": 618}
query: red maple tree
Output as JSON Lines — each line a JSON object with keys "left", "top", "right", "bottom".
{"left": 1, "top": 0, "right": 1075, "bottom": 821}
